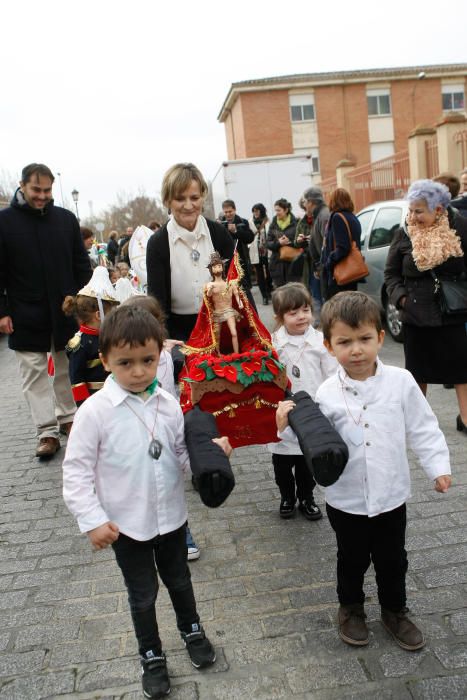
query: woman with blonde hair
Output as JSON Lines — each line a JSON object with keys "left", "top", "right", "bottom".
{"left": 146, "top": 163, "right": 234, "bottom": 342}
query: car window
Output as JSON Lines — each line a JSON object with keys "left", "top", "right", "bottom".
{"left": 368, "top": 207, "right": 403, "bottom": 249}
{"left": 357, "top": 210, "right": 374, "bottom": 244}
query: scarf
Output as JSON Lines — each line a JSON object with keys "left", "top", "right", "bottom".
{"left": 407, "top": 212, "right": 463, "bottom": 271}
{"left": 277, "top": 214, "right": 291, "bottom": 231}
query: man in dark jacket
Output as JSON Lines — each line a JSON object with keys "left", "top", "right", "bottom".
{"left": 220, "top": 200, "right": 254, "bottom": 292}
{"left": 0, "top": 163, "right": 92, "bottom": 458}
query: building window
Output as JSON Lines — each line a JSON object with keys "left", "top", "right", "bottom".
{"left": 289, "top": 94, "right": 315, "bottom": 122}
{"left": 442, "top": 84, "right": 465, "bottom": 111}
{"left": 367, "top": 89, "right": 391, "bottom": 116}
{"left": 311, "top": 153, "right": 320, "bottom": 173}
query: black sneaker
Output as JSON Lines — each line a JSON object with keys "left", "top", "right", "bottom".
{"left": 279, "top": 499, "right": 296, "bottom": 519}
{"left": 181, "top": 623, "right": 216, "bottom": 669}
{"left": 298, "top": 497, "right": 323, "bottom": 521}
{"left": 140, "top": 650, "right": 170, "bottom": 699}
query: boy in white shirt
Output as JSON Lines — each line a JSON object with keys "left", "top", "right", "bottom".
{"left": 277, "top": 291, "right": 451, "bottom": 651}
{"left": 63, "top": 305, "right": 232, "bottom": 699}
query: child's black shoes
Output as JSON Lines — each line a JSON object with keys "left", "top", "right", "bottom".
{"left": 381, "top": 608, "right": 425, "bottom": 651}
{"left": 338, "top": 604, "right": 369, "bottom": 646}
{"left": 279, "top": 499, "right": 296, "bottom": 518}
{"left": 181, "top": 624, "right": 216, "bottom": 668}
{"left": 298, "top": 497, "right": 323, "bottom": 521}
{"left": 140, "top": 650, "right": 170, "bottom": 699}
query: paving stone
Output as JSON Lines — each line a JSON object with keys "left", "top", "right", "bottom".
{"left": 288, "top": 584, "right": 338, "bottom": 608}
{"left": 0, "top": 634, "right": 10, "bottom": 653}
{"left": 232, "top": 634, "right": 304, "bottom": 665}
{"left": 0, "top": 650, "right": 45, "bottom": 677}
{"left": 417, "top": 563, "right": 467, "bottom": 588}
{"left": 262, "top": 610, "right": 334, "bottom": 637}
{"left": 253, "top": 569, "right": 315, "bottom": 593}
{"left": 51, "top": 594, "right": 120, "bottom": 619}
{"left": 408, "top": 587, "right": 466, "bottom": 614}
{"left": 0, "top": 606, "right": 54, "bottom": 630}
{"left": 448, "top": 610, "right": 467, "bottom": 635}
{"left": 49, "top": 638, "right": 122, "bottom": 667}
{"left": 33, "top": 579, "right": 91, "bottom": 602}
{"left": 15, "top": 618, "right": 81, "bottom": 649}
{"left": 202, "top": 674, "right": 291, "bottom": 699}
{"left": 121, "top": 681, "right": 198, "bottom": 699}
{"left": 0, "top": 670, "right": 75, "bottom": 699}
{"left": 433, "top": 641, "right": 467, "bottom": 669}
{"left": 378, "top": 647, "right": 430, "bottom": 677}
{"left": 12, "top": 568, "right": 72, "bottom": 589}
{"left": 410, "top": 674, "right": 467, "bottom": 699}
{"left": 167, "top": 647, "right": 228, "bottom": 677}
{"left": 76, "top": 657, "right": 139, "bottom": 691}
{"left": 0, "top": 576, "right": 13, "bottom": 591}
{"left": 0, "top": 590, "right": 29, "bottom": 610}
{"left": 437, "top": 526, "right": 467, "bottom": 545}
{"left": 285, "top": 658, "right": 367, "bottom": 692}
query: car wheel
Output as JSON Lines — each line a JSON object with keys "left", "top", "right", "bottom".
{"left": 385, "top": 300, "right": 404, "bottom": 343}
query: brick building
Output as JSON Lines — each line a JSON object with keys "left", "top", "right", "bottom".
{"left": 218, "top": 64, "right": 467, "bottom": 180}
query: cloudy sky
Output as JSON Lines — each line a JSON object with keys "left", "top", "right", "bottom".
{"left": 1, "top": 0, "right": 466, "bottom": 219}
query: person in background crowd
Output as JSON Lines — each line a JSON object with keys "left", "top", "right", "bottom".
{"left": 321, "top": 188, "right": 363, "bottom": 300}
{"left": 146, "top": 163, "right": 234, "bottom": 344}
{"left": 295, "top": 196, "right": 321, "bottom": 324}
{"left": 248, "top": 203, "right": 272, "bottom": 305}
{"left": 450, "top": 168, "right": 467, "bottom": 218}
{"left": 220, "top": 199, "right": 255, "bottom": 295}
{"left": 304, "top": 187, "right": 330, "bottom": 294}
{"left": 384, "top": 179, "right": 467, "bottom": 432}
{"left": 117, "top": 262, "right": 130, "bottom": 278}
{"left": 266, "top": 198, "right": 300, "bottom": 288}
{"left": 107, "top": 231, "right": 119, "bottom": 265}
{"left": 81, "top": 227, "right": 98, "bottom": 268}
{"left": 0, "top": 162, "right": 91, "bottom": 458}
{"left": 433, "top": 172, "right": 460, "bottom": 199}
{"left": 148, "top": 220, "right": 161, "bottom": 233}
{"left": 108, "top": 267, "right": 121, "bottom": 286}
{"left": 118, "top": 226, "right": 133, "bottom": 264}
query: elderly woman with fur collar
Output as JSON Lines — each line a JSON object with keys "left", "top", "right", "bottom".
{"left": 384, "top": 179, "right": 467, "bottom": 432}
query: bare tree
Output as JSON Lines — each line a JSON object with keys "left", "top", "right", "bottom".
{"left": 82, "top": 190, "right": 168, "bottom": 239}
{"left": 0, "top": 169, "right": 17, "bottom": 209}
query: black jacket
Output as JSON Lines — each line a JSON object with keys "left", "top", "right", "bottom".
{"left": 107, "top": 238, "right": 119, "bottom": 265}
{"left": 0, "top": 190, "right": 92, "bottom": 351}
{"left": 384, "top": 209, "right": 467, "bottom": 327}
{"left": 218, "top": 214, "right": 254, "bottom": 289}
{"left": 146, "top": 218, "right": 234, "bottom": 337}
{"left": 266, "top": 214, "right": 300, "bottom": 287}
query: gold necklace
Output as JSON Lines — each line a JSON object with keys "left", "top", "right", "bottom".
{"left": 124, "top": 395, "right": 162, "bottom": 459}
{"left": 340, "top": 378, "right": 362, "bottom": 426}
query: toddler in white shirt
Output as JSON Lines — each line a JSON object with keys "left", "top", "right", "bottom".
{"left": 63, "top": 305, "right": 231, "bottom": 699}
{"left": 277, "top": 291, "right": 451, "bottom": 652}
{"left": 269, "top": 283, "right": 337, "bottom": 520}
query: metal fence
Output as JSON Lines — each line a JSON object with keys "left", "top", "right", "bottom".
{"left": 454, "top": 130, "right": 467, "bottom": 169}
{"left": 317, "top": 175, "right": 337, "bottom": 203}
{"left": 345, "top": 150, "right": 411, "bottom": 211}
{"left": 425, "top": 137, "right": 439, "bottom": 178}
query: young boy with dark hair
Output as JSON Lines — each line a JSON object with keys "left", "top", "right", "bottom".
{"left": 277, "top": 291, "right": 451, "bottom": 651}
{"left": 63, "top": 305, "right": 232, "bottom": 699}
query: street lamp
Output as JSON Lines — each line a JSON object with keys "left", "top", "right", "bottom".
{"left": 71, "top": 189, "right": 80, "bottom": 222}
{"left": 411, "top": 71, "right": 426, "bottom": 128}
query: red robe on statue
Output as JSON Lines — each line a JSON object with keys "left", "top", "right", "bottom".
{"left": 179, "top": 253, "right": 289, "bottom": 447}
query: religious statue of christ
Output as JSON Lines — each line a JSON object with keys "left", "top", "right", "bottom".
{"left": 204, "top": 251, "right": 243, "bottom": 354}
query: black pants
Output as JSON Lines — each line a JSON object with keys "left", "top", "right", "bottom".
{"left": 326, "top": 503, "right": 408, "bottom": 611}
{"left": 272, "top": 453, "right": 316, "bottom": 502}
{"left": 254, "top": 259, "right": 273, "bottom": 299}
{"left": 112, "top": 525, "right": 199, "bottom": 656}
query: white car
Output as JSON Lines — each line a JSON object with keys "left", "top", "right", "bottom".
{"left": 357, "top": 200, "right": 408, "bottom": 342}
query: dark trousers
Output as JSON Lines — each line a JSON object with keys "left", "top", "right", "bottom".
{"left": 272, "top": 453, "right": 316, "bottom": 502}
{"left": 112, "top": 525, "right": 199, "bottom": 656}
{"left": 326, "top": 503, "right": 408, "bottom": 611}
{"left": 254, "top": 259, "right": 273, "bottom": 299}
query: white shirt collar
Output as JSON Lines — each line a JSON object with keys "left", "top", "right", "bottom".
{"left": 274, "top": 324, "right": 320, "bottom": 348}
{"left": 168, "top": 214, "right": 208, "bottom": 243}
{"left": 103, "top": 374, "right": 161, "bottom": 407}
{"left": 337, "top": 357, "right": 384, "bottom": 388}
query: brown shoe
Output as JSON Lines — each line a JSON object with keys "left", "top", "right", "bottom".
{"left": 36, "top": 437, "right": 60, "bottom": 459}
{"left": 59, "top": 422, "right": 73, "bottom": 437}
{"left": 338, "top": 604, "right": 369, "bottom": 646}
{"left": 381, "top": 607, "right": 425, "bottom": 651}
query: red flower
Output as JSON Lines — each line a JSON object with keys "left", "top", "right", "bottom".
{"left": 230, "top": 352, "right": 242, "bottom": 360}
{"left": 189, "top": 366, "right": 206, "bottom": 381}
{"left": 265, "top": 359, "right": 279, "bottom": 376}
{"left": 213, "top": 365, "right": 226, "bottom": 378}
{"left": 223, "top": 365, "right": 238, "bottom": 383}
{"left": 242, "top": 359, "right": 262, "bottom": 376}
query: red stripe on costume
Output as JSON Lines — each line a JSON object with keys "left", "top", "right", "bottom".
{"left": 72, "top": 383, "right": 91, "bottom": 403}
{"left": 79, "top": 325, "right": 99, "bottom": 336}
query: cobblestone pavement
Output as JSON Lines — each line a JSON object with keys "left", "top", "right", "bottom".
{"left": 0, "top": 296, "right": 466, "bottom": 699}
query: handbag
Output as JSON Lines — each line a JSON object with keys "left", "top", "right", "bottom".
{"left": 431, "top": 271, "right": 467, "bottom": 315}
{"left": 279, "top": 244, "right": 303, "bottom": 262}
{"left": 332, "top": 213, "right": 369, "bottom": 285}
